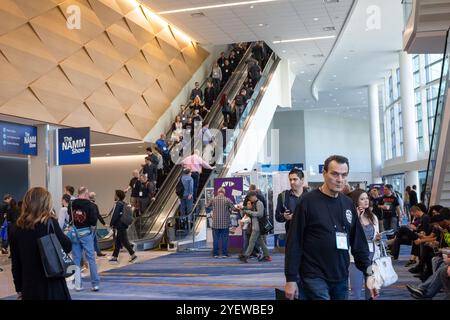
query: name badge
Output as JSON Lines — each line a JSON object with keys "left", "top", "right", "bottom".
{"left": 336, "top": 232, "right": 348, "bottom": 250}
{"left": 368, "top": 241, "right": 374, "bottom": 253}
{"left": 139, "top": 192, "right": 143, "bottom": 197}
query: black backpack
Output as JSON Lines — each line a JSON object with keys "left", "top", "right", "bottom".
{"left": 176, "top": 179, "right": 185, "bottom": 198}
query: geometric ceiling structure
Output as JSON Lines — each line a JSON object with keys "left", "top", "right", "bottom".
{"left": 0, "top": 0, "right": 209, "bottom": 140}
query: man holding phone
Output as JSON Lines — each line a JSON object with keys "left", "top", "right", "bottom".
{"left": 275, "top": 168, "right": 306, "bottom": 233}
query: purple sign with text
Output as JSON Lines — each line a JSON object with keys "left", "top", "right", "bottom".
{"left": 213, "top": 177, "right": 243, "bottom": 204}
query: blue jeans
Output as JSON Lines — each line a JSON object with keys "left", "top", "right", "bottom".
{"left": 71, "top": 231, "right": 100, "bottom": 288}
{"left": 213, "top": 228, "right": 229, "bottom": 256}
{"left": 180, "top": 197, "right": 193, "bottom": 216}
{"left": 383, "top": 216, "right": 398, "bottom": 235}
{"left": 302, "top": 277, "right": 349, "bottom": 300}
{"left": 93, "top": 228, "right": 101, "bottom": 255}
{"left": 349, "top": 263, "right": 371, "bottom": 300}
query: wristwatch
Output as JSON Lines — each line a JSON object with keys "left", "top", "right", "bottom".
{"left": 365, "top": 265, "right": 374, "bottom": 277}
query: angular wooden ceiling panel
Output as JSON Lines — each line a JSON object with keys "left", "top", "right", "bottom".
{"left": 0, "top": 24, "right": 57, "bottom": 82}
{"left": 0, "top": 0, "right": 209, "bottom": 139}
{"left": 13, "top": 0, "right": 56, "bottom": 20}
{"left": 141, "top": 39, "right": 170, "bottom": 76}
{"left": 125, "top": 52, "right": 157, "bottom": 91}
{"left": 0, "top": 0, "right": 28, "bottom": 36}
{"left": 106, "top": 18, "right": 140, "bottom": 62}
{"left": 84, "top": 32, "right": 123, "bottom": 78}
{"left": 87, "top": 0, "right": 123, "bottom": 28}
{"left": 127, "top": 113, "right": 157, "bottom": 138}
{"left": 0, "top": 89, "right": 58, "bottom": 123}
{"left": 61, "top": 103, "right": 106, "bottom": 132}
{"left": 58, "top": 0, "right": 105, "bottom": 43}
{"left": 0, "top": 53, "right": 28, "bottom": 105}
{"left": 30, "top": 68, "right": 84, "bottom": 122}
{"left": 29, "top": 7, "right": 84, "bottom": 62}
{"left": 107, "top": 67, "right": 141, "bottom": 110}
{"left": 108, "top": 115, "right": 141, "bottom": 140}
{"left": 59, "top": 48, "right": 105, "bottom": 99}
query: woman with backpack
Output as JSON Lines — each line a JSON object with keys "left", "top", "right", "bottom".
{"left": 108, "top": 190, "right": 137, "bottom": 263}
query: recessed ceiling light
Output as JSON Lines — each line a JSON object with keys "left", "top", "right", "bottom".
{"left": 323, "top": 26, "right": 336, "bottom": 31}
{"left": 334, "top": 87, "right": 338, "bottom": 90}
{"left": 333, "top": 75, "right": 337, "bottom": 78}
{"left": 282, "top": 50, "right": 286, "bottom": 53}
{"left": 106, "top": 153, "right": 111, "bottom": 156}
{"left": 337, "top": 103, "right": 340, "bottom": 106}
{"left": 258, "top": 23, "right": 267, "bottom": 27}
{"left": 333, "top": 98, "right": 337, "bottom": 101}
{"left": 344, "top": 56, "right": 348, "bottom": 60}
{"left": 250, "top": 5, "right": 255, "bottom": 8}
{"left": 158, "top": 0, "right": 279, "bottom": 14}
{"left": 273, "top": 35, "right": 335, "bottom": 44}
{"left": 313, "top": 18, "right": 319, "bottom": 21}
{"left": 308, "top": 79, "right": 312, "bottom": 82}
{"left": 300, "top": 70, "right": 305, "bottom": 74}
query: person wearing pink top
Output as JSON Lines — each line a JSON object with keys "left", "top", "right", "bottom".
{"left": 181, "top": 150, "right": 215, "bottom": 201}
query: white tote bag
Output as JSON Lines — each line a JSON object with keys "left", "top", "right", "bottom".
{"left": 372, "top": 241, "right": 398, "bottom": 288}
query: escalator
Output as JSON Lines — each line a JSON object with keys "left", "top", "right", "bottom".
{"left": 129, "top": 43, "right": 257, "bottom": 250}
{"left": 158, "top": 52, "right": 282, "bottom": 250}
{"left": 422, "top": 28, "right": 450, "bottom": 207}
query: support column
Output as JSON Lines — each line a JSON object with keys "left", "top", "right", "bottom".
{"left": 399, "top": 51, "right": 420, "bottom": 190}
{"left": 368, "top": 83, "right": 382, "bottom": 183}
{"left": 28, "top": 125, "right": 62, "bottom": 212}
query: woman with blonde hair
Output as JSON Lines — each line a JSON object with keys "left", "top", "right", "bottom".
{"left": 10, "top": 187, "right": 72, "bottom": 300}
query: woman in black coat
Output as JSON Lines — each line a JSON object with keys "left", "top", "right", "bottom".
{"left": 10, "top": 187, "right": 72, "bottom": 300}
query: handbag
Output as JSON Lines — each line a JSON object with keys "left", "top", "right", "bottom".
{"left": 37, "top": 219, "right": 75, "bottom": 278}
{"left": 371, "top": 240, "right": 398, "bottom": 288}
{"left": 0, "top": 220, "right": 7, "bottom": 241}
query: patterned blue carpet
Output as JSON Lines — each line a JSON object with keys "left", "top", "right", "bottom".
{"left": 67, "top": 246, "right": 445, "bottom": 300}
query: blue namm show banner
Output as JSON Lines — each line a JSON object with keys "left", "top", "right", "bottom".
{"left": 0, "top": 121, "right": 37, "bottom": 156}
{"left": 56, "top": 127, "right": 90, "bottom": 165}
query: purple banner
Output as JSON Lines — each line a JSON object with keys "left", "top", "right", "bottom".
{"left": 213, "top": 177, "right": 243, "bottom": 204}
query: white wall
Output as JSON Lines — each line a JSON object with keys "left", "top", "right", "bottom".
{"left": 229, "top": 59, "right": 294, "bottom": 174}
{"left": 145, "top": 44, "right": 227, "bottom": 142}
{"left": 303, "top": 111, "right": 372, "bottom": 183}
{"left": 271, "top": 109, "right": 306, "bottom": 166}
{"left": 63, "top": 155, "right": 144, "bottom": 216}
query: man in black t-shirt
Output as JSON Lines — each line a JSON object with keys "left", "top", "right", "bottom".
{"left": 285, "top": 155, "right": 375, "bottom": 300}
{"left": 378, "top": 184, "right": 401, "bottom": 233}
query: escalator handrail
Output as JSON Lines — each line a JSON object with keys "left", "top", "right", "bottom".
{"left": 423, "top": 28, "right": 450, "bottom": 208}
{"left": 175, "top": 53, "right": 280, "bottom": 233}
{"left": 135, "top": 43, "right": 257, "bottom": 238}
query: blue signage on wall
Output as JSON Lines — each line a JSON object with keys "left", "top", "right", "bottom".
{"left": 0, "top": 121, "right": 37, "bottom": 156}
{"left": 319, "top": 164, "right": 324, "bottom": 173}
{"left": 260, "top": 163, "right": 304, "bottom": 172}
{"left": 56, "top": 127, "right": 90, "bottom": 165}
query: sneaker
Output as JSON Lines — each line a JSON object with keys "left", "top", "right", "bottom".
{"left": 97, "top": 253, "right": 107, "bottom": 257}
{"left": 404, "top": 260, "right": 416, "bottom": 267}
{"left": 75, "top": 286, "right": 84, "bottom": 292}
{"left": 409, "top": 266, "right": 421, "bottom": 274}
{"left": 213, "top": 255, "right": 220, "bottom": 259}
{"left": 221, "top": 255, "right": 229, "bottom": 258}
{"left": 108, "top": 257, "right": 118, "bottom": 262}
{"left": 262, "top": 256, "right": 272, "bottom": 262}
{"left": 238, "top": 255, "right": 248, "bottom": 263}
{"left": 406, "top": 284, "right": 424, "bottom": 297}
{"left": 91, "top": 286, "right": 99, "bottom": 292}
{"left": 129, "top": 254, "right": 138, "bottom": 263}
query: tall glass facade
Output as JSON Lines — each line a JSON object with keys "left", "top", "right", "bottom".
{"left": 383, "top": 54, "right": 443, "bottom": 160}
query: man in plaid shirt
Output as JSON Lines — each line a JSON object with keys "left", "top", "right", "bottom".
{"left": 206, "top": 187, "right": 234, "bottom": 258}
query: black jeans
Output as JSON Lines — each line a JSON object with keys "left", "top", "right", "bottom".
{"left": 391, "top": 226, "right": 419, "bottom": 259}
{"left": 113, "top": 228, "right": 135, "bottom": 258}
